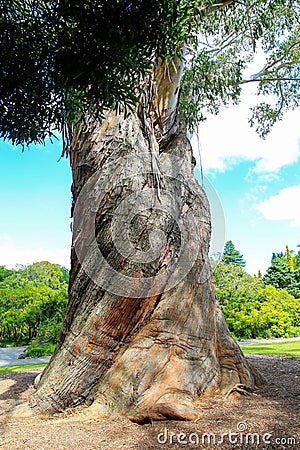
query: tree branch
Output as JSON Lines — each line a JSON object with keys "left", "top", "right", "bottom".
{"left": 249, "top": 41, "right": 300, "bottom": 80}
{"left": 241, "top": 77, "right": 299, "bottom": 84}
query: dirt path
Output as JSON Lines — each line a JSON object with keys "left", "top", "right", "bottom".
{"left": 0, "top": 355, "right": 299, "bottom": 449}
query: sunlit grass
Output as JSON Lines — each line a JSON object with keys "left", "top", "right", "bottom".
{"left": 0, "top": 363, "right": 47, "bottom": 376}
{"left": 241, "top": 340, "right": 300, "bottom": 358}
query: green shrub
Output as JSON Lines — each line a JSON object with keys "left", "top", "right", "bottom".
{"left": 221, "top": 286, "right": 300, "bottom": 339}
{"left": 214, "top": 262, "right": 300, "bottom": 340}
{"left": 25, "top": 341, "right": 56, "bottom": 357}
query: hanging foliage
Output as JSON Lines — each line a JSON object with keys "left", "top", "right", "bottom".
{"left": 0, "top": 0, "right": 299, "bottom": 145}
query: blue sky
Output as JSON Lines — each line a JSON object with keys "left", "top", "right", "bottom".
{"left": 0, "top": 86, "right": 299, "bottom": 275}
{"left": 0, "top": 139, "right": 72, "bottom": 269}
{"left": 193, "top": 84, "right": 300, "bottom": 274}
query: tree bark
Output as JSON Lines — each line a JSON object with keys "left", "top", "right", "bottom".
{"left": 30, "top": 59, "right": 261, "bottom": 421}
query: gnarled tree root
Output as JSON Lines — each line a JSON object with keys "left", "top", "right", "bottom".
{"left": 127, "top": 402, "right": 202, "bottom": 423}
{"left": 224, "top": 383, "right": 257, "bottom": 399}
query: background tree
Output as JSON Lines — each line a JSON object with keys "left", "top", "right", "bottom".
{"left": 213, "top": 262, "right": 300, "bottom": 339}
{"left": 0, "top": 0, "right": 299, "bottom": 421}
{"left": 263, "top": 252, "right": 300, "bottom": 298}
{"left": 221, "top": 240, "right": 246, "bottom": 268}
{"left": 0, "top": 266, "right": 13, "bottom": 282}
{"left": 0, "top": 262, "right": 68, "bottom": 347}
{"left": 0, "top": 261, "right": 69, "bottom": 290}
{"left": 263, "top": 255, "right": 293, "bottom": 290}
{"left": 213, "top": 260, "right": 263, "bottom": 304}
{"left": 294, "top": 245, "right": 300, "bottom": 281}
{"left": 286, "top": 244, "right": 295, "bottom": 271}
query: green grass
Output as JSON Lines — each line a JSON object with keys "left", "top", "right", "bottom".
{"left": 241, "top": 340, "right": 300, "bottom": 358}
{"left": 0, "top": 363, "right": 47, "bottom": 376}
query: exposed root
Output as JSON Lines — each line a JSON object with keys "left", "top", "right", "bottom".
{"left": 127, "top": 402, "right": 202, "bottom": 424}
{"left": 8, "top": 402, "right": 35, "bottom": 418}
{"left": 224, "top": 384, "right": 257, "bottom": 399}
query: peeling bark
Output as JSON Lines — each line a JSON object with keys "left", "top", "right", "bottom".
{"left": 30, "top": 61, "right": 261, "bottom": 421}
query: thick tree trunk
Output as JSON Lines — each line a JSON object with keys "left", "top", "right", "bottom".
{"left": 30, "top": 60, "right": 260, "bottom": 421}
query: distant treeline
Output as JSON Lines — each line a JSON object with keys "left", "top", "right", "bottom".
{"left": 0, "top": 242, "right": 299, "bottom": 353}
{"left": 0, "top": 261, "right": 68, "bottom": 354}
{"left": 214, "top": 241, "right": 300, "bottom": 339}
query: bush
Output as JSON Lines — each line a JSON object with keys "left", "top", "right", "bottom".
{"left": 25, "top": 341, "right": 56, "bottom": 357}
{"left": 221, "top": 285, "right": 300, "bottom": 340}
{"left": 213, "top": 262, "right": 300, "bottom": 340}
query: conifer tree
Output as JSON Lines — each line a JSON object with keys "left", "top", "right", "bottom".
{"left": 286, "top": 244, "right": 295, "bottom": 272}
{"left": 222, "top": 240, "right": 246, "bottom": 268}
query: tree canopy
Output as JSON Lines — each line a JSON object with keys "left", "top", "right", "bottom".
{"left": 263, "top": 249, "right": 300, "bottom": 298}
{"left": 0, "top": 0, "right": 299, "bottom": 146}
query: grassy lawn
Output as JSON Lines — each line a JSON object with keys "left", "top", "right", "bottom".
{"left": 0, "top": 363, "right": 47, "bottom": 376}
{"left": 241, "top": 340, "right": 300, "bottom": 358}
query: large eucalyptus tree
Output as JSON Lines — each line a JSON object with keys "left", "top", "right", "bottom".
{"left": 0, "top": 0, "right": 299, "bottom": 421}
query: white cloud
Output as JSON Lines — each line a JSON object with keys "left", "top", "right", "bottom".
{"left": 254, "top": 185, "right": 300, "bottom": 227}
{"left": 192, "top": 85, "right": 300, "bottom": 174}
{"left": 0, "top": 235, "right": 70, "bottom": 269}
{"left": 249, "top": 172, "right": 281, "bottom": 183}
